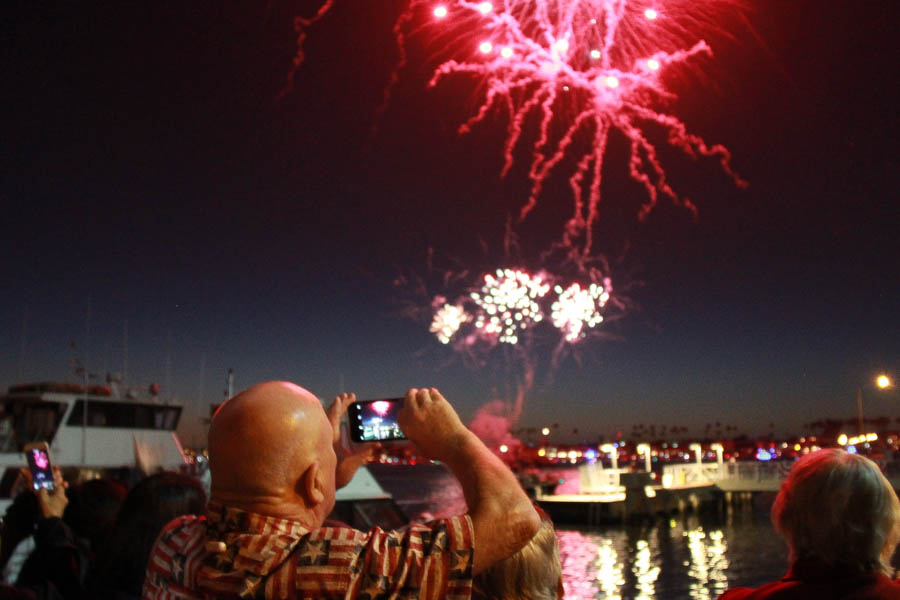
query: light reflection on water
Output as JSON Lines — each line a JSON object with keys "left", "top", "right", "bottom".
{"left": 558, "top": 512, "right": 782, "bottom": 599}
{"left": 369, "top": 463, "right": 788, "bottom": 599}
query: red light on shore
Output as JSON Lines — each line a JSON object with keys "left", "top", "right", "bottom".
{"left": 433, "top": 5, "right": 448, "bottom": 18}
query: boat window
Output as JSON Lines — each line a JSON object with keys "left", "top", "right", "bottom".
{"left": 0, "top": 399, "right": 67, "bottom": 451}
{"left": 66, "top": 401, "right": 181, "bottom": 430}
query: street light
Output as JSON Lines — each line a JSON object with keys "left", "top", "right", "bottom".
{"left": 710, "top": 443, "right": 724, "bottom": 465}
{"left": 857, "top": 374, "right": 893, "bottom": 435}
{"left": 600, "top": 443, "right": 618, "bottom": 469}
{"left": 637, "top": 444, "right": 652, "bottom": 472}
{"left": 689, "top": 443, "right": 703, "bottom": 465}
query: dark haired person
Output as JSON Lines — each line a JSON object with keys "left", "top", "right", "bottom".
{"left": 12, "top": 467, "right": 83, "bottom": 599}
{"left": 718, "top": 448, "right": 900, "bottom": 599}
{"left": 61, "top": 478, "right": 127, "bottom": 559}
{"left": 143, "top": 383, "right": 539, "bottom": 598}
{"left": 1, "top": 491, "right": 41, "bottom": 584}
{"left": 91, "top": 472, "right": 206, "bottom": 598}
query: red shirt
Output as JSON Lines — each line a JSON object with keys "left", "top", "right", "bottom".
{"left": 142, "top": 501, "right": 474, "bottom": 599}
{"left": 718, "top": 558, "right": 900, "bottom": 600}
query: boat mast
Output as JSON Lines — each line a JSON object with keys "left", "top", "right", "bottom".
{"left": 81, "top": 298, "right": 91, "bottom": 466}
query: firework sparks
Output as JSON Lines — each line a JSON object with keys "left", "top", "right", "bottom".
{"left": 429, "top": 267, "right": 613, "bottom": 347}
{"left": 399, "top": 0, "right": 747, "bottom": 255}
{"left": 471, "top": 268, "right": 550, "bottom": 344}
{"left": 430, "top": 302, "right": 470, "bottom": 344}
{"left": 550, "top": 279, "right": 611, "bottom": 342}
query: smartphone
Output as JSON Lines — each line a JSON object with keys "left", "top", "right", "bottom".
{"left": 348, "top": 398, "right": 406, "bottom": 443}
{"left": 24, "top": 442, "right": 54, "bottom": 492}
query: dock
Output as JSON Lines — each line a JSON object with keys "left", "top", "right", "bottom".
{"left": 536, "top": 461, "right": 791, "bottom": 524}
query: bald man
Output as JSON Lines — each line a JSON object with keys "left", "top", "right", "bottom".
{"left": 143, "top": 383, "right": 539, "bottom": 599}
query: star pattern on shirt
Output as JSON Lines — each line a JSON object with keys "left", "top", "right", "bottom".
{"left": 146, "top": 507, "right": 475, "bottom": 600}
{"left": 358, "top": 573, "right": 390, "bottom": 600}
{"left": 209, "top": 542, "right": 239, "bottom": 571}
{"left": 420, "top": 525, "right": 448, "bottom": 553}
{"left": 236, "top": 573, "right": 263, "bottom": 599}
{"left": 450, "top": 550, "right": 472, "bottom": 579}
{"left": 171, "top": 552, "right": 187, "bottom": 583}
{"left": 297, "top": 539, "right": 330, "bottom": 566}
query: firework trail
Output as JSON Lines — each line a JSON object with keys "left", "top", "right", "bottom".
{"left": 277, "top": 0, "right": 336, "bottom": 100}
{"left": 278, "top": 1, "right": 746, "bottom": 257}
{"left": 394, "top": 0, "right": 747, "bottom": 257}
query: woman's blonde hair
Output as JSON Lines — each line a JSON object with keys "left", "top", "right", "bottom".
{"left": 472, "top": 518, "right": 562, "bottom": 600}
{"left": 772, "top": 448, "right": 900, "bottom": 576}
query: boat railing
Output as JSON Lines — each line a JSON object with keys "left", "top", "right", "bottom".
{"left": 661, "top": 461, "right": 792, "bottom": 491}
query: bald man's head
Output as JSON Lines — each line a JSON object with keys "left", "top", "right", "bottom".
{"left": 208, "top": 382, "right": 336, "bottom": 524}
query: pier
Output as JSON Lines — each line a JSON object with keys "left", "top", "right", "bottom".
{"left": 537, "top": 454, "right": 900, "bottom": 524}
{"left": 536, "top": 460, "right": 797, "bottom": 524}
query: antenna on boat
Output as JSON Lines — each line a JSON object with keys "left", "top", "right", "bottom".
{"left": 18, "top": 306, "right": 27, "bottom": 381}
{"left": 198, "top": 353, "right": 206, "bottom": 405}
{"left": 107, "top": 372, "right": 123, "bottom": 398}
{"left": 122, "top": 320, "right": 128, "bottom": 386}
{"left": 224, "top": 368, "right": 234, "bottom": 400}
{"left": 82, "top": 296, "right": 91, "bottom": 466}
{"left": 165, "top": 330, "right": 173, "bottom": 405}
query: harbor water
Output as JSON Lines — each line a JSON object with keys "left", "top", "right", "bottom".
{"left": 369, "top": 463, "right": 789, "bottom": 600}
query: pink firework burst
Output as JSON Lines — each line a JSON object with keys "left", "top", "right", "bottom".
{"left": 33, "top": 450, "right": 48, "bottom": 469}
{"left": 372, "top": 400, "right": 392, "bottom": 416}
{"left": 399, "top": 0, "right": 747, "bottom": 256}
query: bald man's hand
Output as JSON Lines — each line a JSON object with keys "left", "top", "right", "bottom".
{"left": 397, "top": 388, "right": 470, "bottom": 463}
{"left": 328, "top": 392, "right": 378, "bottom": 489}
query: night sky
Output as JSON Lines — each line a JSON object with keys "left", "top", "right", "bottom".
{"left": 2, "top": 0, "right": 897, "bottom": 446}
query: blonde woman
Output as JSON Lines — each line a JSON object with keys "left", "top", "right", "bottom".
{"left": 719, "top": 448, "right": 900, "bottom": 599}
{"left": 472, "top": 509, "right": 564, "bottom": 600}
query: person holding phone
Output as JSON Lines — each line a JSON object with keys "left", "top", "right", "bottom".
{"left": 143, "top": 381, "right": 540, "bottom": 599}
{"left": 15, "top": 463, "right": 85, "bottom": 598}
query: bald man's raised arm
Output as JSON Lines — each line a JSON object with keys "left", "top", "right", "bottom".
{"left": 441, "top": 430, "right": 540, "bottom": 574}
{"left": 398, "top": 389, "right": 540, "bottom": 575}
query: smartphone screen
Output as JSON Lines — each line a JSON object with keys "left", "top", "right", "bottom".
{"left": 25, "top": 446, "right": 54, "bottom": 491}
{"left": 348, "top": 398, "right": 406, "bottom": 442}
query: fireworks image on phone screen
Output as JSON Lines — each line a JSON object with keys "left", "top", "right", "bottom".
{"left": 355, "top": 400, "right": 405, "bottom": 441}
{"left": 28, "top": 449, "right": 53, "bottom": 490}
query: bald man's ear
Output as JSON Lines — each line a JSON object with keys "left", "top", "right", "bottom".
{"left": 301, "top": 460, "right": 326, "bottom": 507}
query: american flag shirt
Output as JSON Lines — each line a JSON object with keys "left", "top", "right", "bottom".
{"left": 143, "top": 501, "right": 474, "bottom": 600}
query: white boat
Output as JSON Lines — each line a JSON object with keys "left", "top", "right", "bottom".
{"left": 0, "top": 381, "right": 411, "bottom": 529}
{"left": 0, "top": 382, "right": 187, "bottom": 509}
